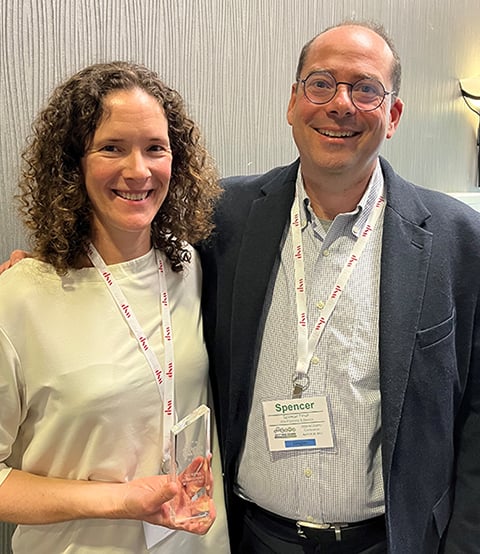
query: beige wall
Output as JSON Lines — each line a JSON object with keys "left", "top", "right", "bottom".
{"left": 1, "top": 0, "right": 480, "bottom": 261}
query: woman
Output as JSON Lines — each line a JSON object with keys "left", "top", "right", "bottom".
{"left": 0, "top": 62, "right": 229, "bottom": 553}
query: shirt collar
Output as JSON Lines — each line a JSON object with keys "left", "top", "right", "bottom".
{"left": 295, "top": 160, "right": 385, "bottom": 237}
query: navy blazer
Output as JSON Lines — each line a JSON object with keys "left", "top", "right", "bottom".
{"left": 200, "top": 157, "right": 480, "bottom": 553}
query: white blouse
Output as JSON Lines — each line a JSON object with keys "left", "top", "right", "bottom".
{"left": 0, "top": 249, "right": 229, "bottom": 553}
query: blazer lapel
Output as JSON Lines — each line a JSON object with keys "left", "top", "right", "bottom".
{"left": 229, "top": 164, "right": 297, "bottom": 423}
{"left": 379, "top": 159, "right": 433, "bottom": 482}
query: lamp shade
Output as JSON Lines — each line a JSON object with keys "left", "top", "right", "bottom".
{"left": 460, "top": 75, "right": 480, "bottom": 101}
{"left": 460, "top": 75, "right": 480, "bottom": 186}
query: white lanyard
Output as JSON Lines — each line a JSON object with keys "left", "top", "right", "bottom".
{"left": 87, "top": 243, "right": 175, "bottom": 467}
{"left": 290, "top": 190, "right": 385, "bottom": 398}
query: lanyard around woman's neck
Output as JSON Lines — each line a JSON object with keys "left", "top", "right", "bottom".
{"left": 290, "top": 188, "right": 385, "bottom": 398}
{"left": 86, "top": 243, "right": 175, "bottom": 468}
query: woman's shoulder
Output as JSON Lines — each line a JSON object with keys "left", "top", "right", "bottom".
{"left": 0, "top": 258, "right": 60, "bottom": 307}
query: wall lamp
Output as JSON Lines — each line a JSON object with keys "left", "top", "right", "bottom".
{"left": 459, "top": 76, "right": 480, "bottom": 186}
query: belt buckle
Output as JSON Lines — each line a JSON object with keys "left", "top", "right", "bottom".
{"left": 296, "top": 520, "right": 348, "bottom": 542}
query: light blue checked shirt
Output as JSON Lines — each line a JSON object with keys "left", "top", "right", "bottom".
{"left": 236, "top": 161, "right": 386, "bottom": 524}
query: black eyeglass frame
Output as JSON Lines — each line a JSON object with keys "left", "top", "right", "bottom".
{"left": 297, "top": 71, "right": 396, "bottom": 112}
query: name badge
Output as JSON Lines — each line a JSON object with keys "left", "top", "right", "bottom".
{"left": 262, "top": 396, "right": 334, "bottom": 452}
{"left": 143, "top": 522, "right": 175, "bottom": 548}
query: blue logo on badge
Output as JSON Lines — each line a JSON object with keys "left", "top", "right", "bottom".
{"left": 285, "top": 439, "right": 316, "bottom": 448}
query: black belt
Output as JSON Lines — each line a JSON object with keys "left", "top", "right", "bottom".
{"left": 244, "top": 501, "right": 386, "bottom": 546}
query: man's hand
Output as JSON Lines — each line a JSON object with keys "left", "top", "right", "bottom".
{"left": 0, "top": 250, "right": 29, "bottom": 275}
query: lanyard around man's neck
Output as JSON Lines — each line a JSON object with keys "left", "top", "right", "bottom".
{"left": 290, "top": 188, "right": 385, "bottom": 398}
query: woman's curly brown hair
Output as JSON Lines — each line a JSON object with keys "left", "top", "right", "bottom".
{"left": 18, "top": 61, "right": 221, "bottom": 274}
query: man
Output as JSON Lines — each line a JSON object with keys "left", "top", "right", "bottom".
{"left": 200, "top": 21, "right": 480, "bottom": 553}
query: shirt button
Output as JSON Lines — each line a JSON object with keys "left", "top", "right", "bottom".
{"left": 311, "top": 356, "right": 320, "bottom": 365}
{"left": 322, "top": 249, "right": 330, "bottom": 257}
{"left": 304, "top": 468, "right": 313, "bottom": 478}
{"left": 316, "top": 301, "right": 325, "bottom": 310}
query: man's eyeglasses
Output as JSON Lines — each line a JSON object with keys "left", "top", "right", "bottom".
{"left": 298, "top": 71, "right": 395, "bottom": 112}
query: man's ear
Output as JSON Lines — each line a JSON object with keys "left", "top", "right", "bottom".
{"left": 386, "top": 97, "right": 404, "bottom": 139}
{"left": 286, "top": 83, "right": 299, "bottom": 126}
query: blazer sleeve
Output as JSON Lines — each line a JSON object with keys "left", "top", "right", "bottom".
{"left": 441, "top": 298, "right": 480, "bottom": 552}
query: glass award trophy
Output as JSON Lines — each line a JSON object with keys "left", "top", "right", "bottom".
{"left": 168, "top": 404, "right": 211, "bottom": 523}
